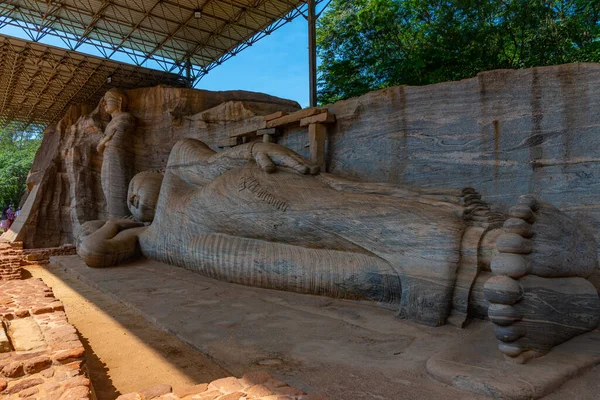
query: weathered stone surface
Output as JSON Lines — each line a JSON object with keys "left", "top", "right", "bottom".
{"left": 240, "top": 371, "right": 272, "bottom": 387}
{"left": 2, "top": 87, "right": 300, "bottom": 248}
{"left": 0, "top": 321, "right": 10, "bottom": 353}
{"left": 123, "top": 371, "right": 310, "bottom": 400}
{"left": 6, "top": 377, "right": 44, "bottom": 394}
{"left": 23, "top": 355, "right": 52, "bottom": 374}
{"left": 76, "top": 127, "right": 599, "bottom": 359}
{"left": 216, "top": 392, "right": 245, "bottom": 400}
{"left": 271, "top": 386, "right": 305, "bottom": 396}
{"left": 2, "top": 361, "right": 24, "bottom": 378}
{"left": 293, "top": 64, "right": 600, "bottom": 253}
{"left": 209, "top": 377, "right": 244, "bottom": 393}
{"left": 60, "top": 385, "right": 90, "bottom": 400}
{"left": 427, "top": 325, "right": 600, "bottom": 399}
{"left": 263, "top": 378, "right": 288, "bottom": 390}
{"left": 7, "top": 317, "right": 45, "bottom": 351}
{"left": 193, "top": 390, "right": 221, "bottom": 400}
{"left": 18, "top": 385, "right": 40, "bottom": 397}
{"left": 173, "top": 383, "right": 208, "bottom": 398}
{"left": 489, "top": 275, "right": 600, "bottom": 362}
{"left": 5, "top": 64, "right": 600, "bottom": 398}
{"left": 62, "top": 375, "right": 90, "bottom": 389}
{"left": 484, "top": 198, "right": 600, "bottom": 362}
{"left": 245, "top": 384, "right": 275, "bottom": 397}
{"left": 52, "top": 347, "right": 85, "bottom": 363}
{"left": 31, "top": 305, "right": 54, "bottom": 315}
{"left": 140, "top": 384, "right": 172, "bottom": 399}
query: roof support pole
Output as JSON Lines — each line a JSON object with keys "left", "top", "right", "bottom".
{"left": 185, "top": 57, "right": 193, "bottom": 88}
{"left": 307, "top": 0, "right": 317, "bottom": 107}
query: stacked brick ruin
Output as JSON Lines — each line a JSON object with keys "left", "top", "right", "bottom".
{"left": 117, "top": 371, "right": 325, "bottom": 400}
{"left": 0, "top": 242, "right": 77, "bottom": 282}
{"left": 0, "top": 243, "right": 24, "bottom": 281}
{"left": 22, "top": 246, "right": 77, "bottom": 266}
{"left": 0, "top": 278, "right": 91, "bottom": 398}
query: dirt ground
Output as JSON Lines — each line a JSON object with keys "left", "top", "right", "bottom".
{"left": 24, "top": 259, "right": 600, "bottom": 400}
{"left": 24, "top": 264, "right": 230, "bottom": 400}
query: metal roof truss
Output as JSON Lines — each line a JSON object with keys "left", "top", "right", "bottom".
{"left": 0, "top": 0, "right": 328, "bottom": 85}
{"left": 0, "top": 34, "right": 186, "bottom": 127}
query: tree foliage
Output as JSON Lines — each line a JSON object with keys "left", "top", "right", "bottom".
{"left": 317, "top": 0, "right": 600, "bottom": 104}
{"left": 0, "top": 123, "right": 42, "bottom": 211}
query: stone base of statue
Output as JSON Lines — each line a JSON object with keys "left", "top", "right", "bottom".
{"left": 426, "top": 323, "right": 600, "bottom": 399}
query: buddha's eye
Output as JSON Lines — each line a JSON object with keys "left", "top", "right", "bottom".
{"left": 129, "top": 194, "right": 139, "bottom": 207}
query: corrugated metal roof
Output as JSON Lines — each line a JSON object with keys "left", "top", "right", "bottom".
{"left": 0, "top": 0, "right": 328, "bottom": 127}
{"left": 0, "top": 34, "right": 187, "bottom": 126}
{"left": 0, "top": 1, "right": 324, "bottom": 82}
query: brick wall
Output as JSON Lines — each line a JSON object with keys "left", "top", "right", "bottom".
{"left": 0, "top": 279, "right": 91, "bottom": 397}
{"left": 117, "top": 371, "right": 326, "bottom": 400}
{"left": 0, "top": 243, "right": 24, "bottom": 281}
{"left": 0, "top": 243, "right": 77, "bottom": 281}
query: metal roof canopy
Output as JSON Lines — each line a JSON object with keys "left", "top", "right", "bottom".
{"left": 0, "top": 0, "right": 328, "bottom": 84}
{"left": 0, "top": 34, "right": 186, "bottom": 126}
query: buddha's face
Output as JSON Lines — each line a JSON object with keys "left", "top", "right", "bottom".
{"left": 127, "top": 171, "right": 164, "bottom": 223}
{"left": 104, "top": 97, "right": 120, "bottom": 114}
{"left": 104, "top": 89, "right": 127, "bottom": 115}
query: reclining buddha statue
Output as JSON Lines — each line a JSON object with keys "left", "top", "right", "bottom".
{"left": 77, "top": 138, "right": 600, "bottom": 364}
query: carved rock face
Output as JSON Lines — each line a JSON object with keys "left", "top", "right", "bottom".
{"left": 127, "top": 171, "right": 163, "bottom": 222}
{"left": 104, "top": 88, "right": 127, "bottom": 114}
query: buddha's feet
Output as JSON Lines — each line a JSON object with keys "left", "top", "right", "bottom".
{"left": 484, "top": 195, "right": 600, "bottom": 363}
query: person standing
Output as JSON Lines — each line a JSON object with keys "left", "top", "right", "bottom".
{"left": 0, "top": 211, "right": 8, "bottom": 232}
{"left": 6, "top": 206, "right": 15, "bottom": 229}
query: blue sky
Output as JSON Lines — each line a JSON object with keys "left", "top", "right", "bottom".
{"left": 199, "top": 18, "right": 311, "bottom": 107}
{"left": 0, "top": 7, "right": 326, "bottom": 108}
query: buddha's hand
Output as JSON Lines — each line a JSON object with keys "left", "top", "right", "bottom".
{"left": 110, "top": 219, "right": 145, "bottom": 232}
{"left": 96, "top": 139, "right": 107, "bottom": 154}
{"left": 250, "top": 142, "right": 320, "bottom": 175}
{"left": 97, "top": 127, "right": 116, "bottom": 153}
{"left": 97, "top": 137, "right": 112, "bottom": 154}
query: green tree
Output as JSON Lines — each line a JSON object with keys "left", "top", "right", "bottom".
{"left": 0, "top": 123, "right": 42, "bottom": 212}
{"left": 317, "top": 0, "right": 600, "bottom": 104}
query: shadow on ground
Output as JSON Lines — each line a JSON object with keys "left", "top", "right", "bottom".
{"left": 25, "top": 262, "right": 230, "bottom": 398}
{"left": 78, "top": 332, "right": 119, "bottom": 399}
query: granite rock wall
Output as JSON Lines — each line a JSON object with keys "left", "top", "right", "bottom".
{"left": 281, "top": 63, "right": 600, "bottom": 246}
{"left": 5, "top": 63, "right": 600, "bottom": 250}
{"left": 2, "top": 87, "right": 300, "bottom": 248}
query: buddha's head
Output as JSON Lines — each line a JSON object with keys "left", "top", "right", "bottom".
{"left": 127, "top": 171, "right": 164, "bottom": 222}
{"left": 104, "top": 88, "right": 128, "bottom": 115}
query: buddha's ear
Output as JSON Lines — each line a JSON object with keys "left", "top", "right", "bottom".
{"left": 118, "top": 96, "right": 123, "bottom": 111}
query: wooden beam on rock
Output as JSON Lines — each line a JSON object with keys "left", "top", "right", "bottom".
{"left": 300, "top": 112, "right": 336, "bottom": 127}
{"left": 309, "top": 123, "right": 327, "bottom": 170}
{"left": 266, "top": 107, "right": 327, "bottom": 129}
{"left": 226, "top": 116, "right": 267, "bottom": 138}
{"left": 263, "top": 111, "right": 288, "bottom": 121}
